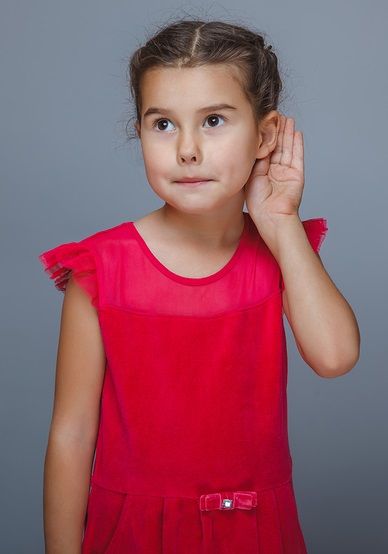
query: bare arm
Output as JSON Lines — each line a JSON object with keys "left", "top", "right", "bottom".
{"left": 44, "top": 275, "right": 106, "bottom": 553}
{"left": 246, "top": 115, "right": 360, "bottom": 378}
{"left": 272, "top": 216, "right": 359, "bottom": 377}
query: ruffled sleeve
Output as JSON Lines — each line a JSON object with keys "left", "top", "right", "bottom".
{"left": 302, "top": 218, "right": 328, "bottom": 253}
{"left": 39, "top": 242, "right": 98, "bottom": 308}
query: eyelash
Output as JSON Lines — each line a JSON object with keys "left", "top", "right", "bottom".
{"left": 152, "top": 114, "right": 226, "bottom": 131}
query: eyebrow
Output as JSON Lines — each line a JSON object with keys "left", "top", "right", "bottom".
{"left": 143, "top": 104, "right": 237, "bottom": 118}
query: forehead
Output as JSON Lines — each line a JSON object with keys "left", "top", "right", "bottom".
{"left": 139, "top": 64, "right": 250, "bottom": 115}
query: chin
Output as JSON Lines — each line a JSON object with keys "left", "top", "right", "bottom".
{"left": 174, "top": 205, "right": 217, "bottom": 216}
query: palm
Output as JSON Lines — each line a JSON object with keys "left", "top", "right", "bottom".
{"left": 245, "top": 116, "right": 304, "bottom": 221}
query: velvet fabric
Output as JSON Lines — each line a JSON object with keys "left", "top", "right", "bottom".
{"left": 39, "top": 213, "right": 327, "bottom": 553}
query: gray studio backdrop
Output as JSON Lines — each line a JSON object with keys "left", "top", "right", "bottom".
{"left": 2, "top": 1, "right": 387, "bottom": 552}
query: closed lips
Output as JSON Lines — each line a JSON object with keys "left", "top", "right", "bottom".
{"left": 175, "top": 177, "right": 212, "bottom": 183}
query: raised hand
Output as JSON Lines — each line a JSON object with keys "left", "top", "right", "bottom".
{"left": 245, "top": 115, "right": 304, "bottom": 225}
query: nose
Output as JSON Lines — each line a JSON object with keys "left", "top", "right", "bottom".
{"left": 177, "top": 130, "right": 202, "bottom": 165}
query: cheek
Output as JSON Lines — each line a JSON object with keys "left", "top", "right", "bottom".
{"left": 142, "top": 141, "right": 170, "bottom": 177}
{"left": 214, "top": 128, "right": 258, "bottom": 164}
{"left": 217, "top": 142, "right": 256, "bottom": 182}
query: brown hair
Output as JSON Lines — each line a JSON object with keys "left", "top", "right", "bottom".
{"left": 128, "top": 19, "right": 282, "bottom": 136}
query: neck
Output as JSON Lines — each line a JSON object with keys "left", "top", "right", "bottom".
{"left": 160, "top": 197, "right": 246, "bottom": 248}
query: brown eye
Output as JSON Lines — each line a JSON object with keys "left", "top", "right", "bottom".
{"left": 204, "top": 115, "right": 224, "bottom": 128}
{"left": 156, "top": 119, "right": 174, "bottom": 131}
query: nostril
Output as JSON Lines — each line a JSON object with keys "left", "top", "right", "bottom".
{"left": 180, "top": 155, "right": 197, "bottom": 163}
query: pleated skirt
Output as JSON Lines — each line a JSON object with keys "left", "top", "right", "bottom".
{"left": 82, "top": 479, "right": 307, "bottom": 553}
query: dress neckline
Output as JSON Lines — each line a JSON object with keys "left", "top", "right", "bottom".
{"left": 129, "top": 212, "right": 250, "bottom": 286}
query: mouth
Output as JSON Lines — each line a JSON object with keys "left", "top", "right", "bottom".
{"left": 174, "top": 177, "right": 213, "bottom": 187}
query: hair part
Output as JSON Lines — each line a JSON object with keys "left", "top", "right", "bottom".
{"left": 127, "top": 20, "right": 282, "bottom": 138}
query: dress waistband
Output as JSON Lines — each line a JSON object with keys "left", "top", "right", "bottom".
{"left": 199, "top": 490, "right": 257, "bottom": 511}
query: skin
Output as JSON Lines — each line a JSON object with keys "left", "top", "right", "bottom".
{"left": 245, "top": 117, "right": 360, "bottom": 373}
{"left": 43, "top": 63, "right": 360, "bottom": 552}
{"left": 44, "top": 277, "right": 105, "bottom": 553}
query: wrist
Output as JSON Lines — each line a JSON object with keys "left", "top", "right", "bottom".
{"left": 251, "top": 210, "right": 300, "bottom": 242}
{"left": 251, "top": 213, "right": 310, "bottom": 262}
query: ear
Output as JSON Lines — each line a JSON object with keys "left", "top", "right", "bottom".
{"left": 255, "top": 110, "right": 280, "bottom": 159}
{"left": 135, "top": 120, "right": 141, "bottom": 139}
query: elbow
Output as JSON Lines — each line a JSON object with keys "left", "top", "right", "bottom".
{"left": 297, "top": 320, "right": 361, "bottom": 378}
{"left": 48, "top": 421, "right": 98, "bottom": 453}
{"left": 310, "top": 344, "right": 360, "bottom": 378}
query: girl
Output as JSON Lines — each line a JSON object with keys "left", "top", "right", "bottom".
{"left": 40, "top": 20, "right": 360, "bottom": 554}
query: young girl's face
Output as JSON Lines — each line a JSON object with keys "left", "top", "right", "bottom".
{"left": 136, "top": 64, "right": 272, "bottom": 217}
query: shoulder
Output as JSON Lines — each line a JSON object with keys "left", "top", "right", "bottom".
{"left": 80, "top": 221, "right": 134, "bottom": 250}
{"left": 244, "top": 212, "right": 276, "bottom": 262}
{"left": 39, "top": 221, "right": 135, "bottom": 304}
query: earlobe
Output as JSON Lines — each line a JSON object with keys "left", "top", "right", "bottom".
{"left": 255, "top": 110, "right": 280, "bottom": 159}
{"left": 135, "top": 121, "right": 141, "bottom": 138}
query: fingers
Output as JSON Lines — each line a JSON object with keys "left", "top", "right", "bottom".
{"left": 291, "top": 130, "right": 304, "bottom": 173}
{"left": 280, "top": 117, "right": 294, "bottom": 167}
{"left": 270, "top": 115, "right": 285, "bottom": 165}
{"left": 271, "top": 116, "right": 304, "bottom": 171}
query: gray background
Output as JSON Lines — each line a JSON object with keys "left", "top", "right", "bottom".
{"left": 1, "top": 0, "right": 387, "bottom": 552}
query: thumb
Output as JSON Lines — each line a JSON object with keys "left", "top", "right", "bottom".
{"left": 251, "top": 156, "right": 270, "bottom": 178}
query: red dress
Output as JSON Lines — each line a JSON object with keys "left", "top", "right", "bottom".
{"left": 40, "top": 213, "right": 327, "bottom": 554}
